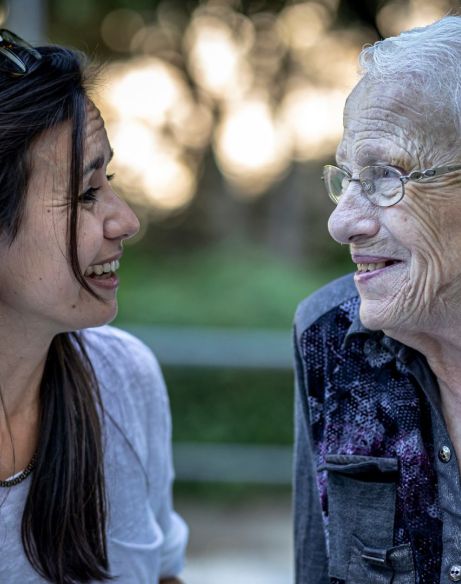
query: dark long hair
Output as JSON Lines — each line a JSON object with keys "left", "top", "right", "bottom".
{"left": 0, "top": 45, "right": 111, "bottom": 582}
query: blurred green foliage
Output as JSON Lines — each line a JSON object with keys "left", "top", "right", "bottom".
{"left": 174, "top": 480, "right": 290, "bottom": 502}
{"left": 115, "top": 242, "right": 349, "bottom": 329}
{"left": 165, "top": 366, "right": 294, "bottom": 445}
{"left": 114, "top": 242, "right": 349, "bottom": 452}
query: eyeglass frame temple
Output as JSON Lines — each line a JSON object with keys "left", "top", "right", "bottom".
{"left": 401, "top": 163, "right": 461, "bottom": 184}
{"left": 323, "top": 162, "right": 461, "bottom": 187}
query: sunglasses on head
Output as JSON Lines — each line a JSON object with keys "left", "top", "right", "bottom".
{"left": 0, "top": 29, "right": 41, "bottom": 76}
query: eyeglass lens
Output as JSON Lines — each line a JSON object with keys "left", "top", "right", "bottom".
{"left": 323, "top": 165, "right": 403, "bottom": 207}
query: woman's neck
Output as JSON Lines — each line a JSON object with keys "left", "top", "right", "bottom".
{"left": 0, "top": 325, "right": 51, "bottom": 479}
{"left": 0, "top": 335, "right": 50, "bottom": 418}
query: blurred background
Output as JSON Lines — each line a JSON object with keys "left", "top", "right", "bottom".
{"left": 5, "top": 0, "right": 461, "bottom": 581}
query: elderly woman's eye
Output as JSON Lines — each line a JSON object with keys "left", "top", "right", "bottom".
{"left": 389, "top": 164, "right": 406, "bottom": 174}
{"left": 381, "top": 166, "right": 403, "bottom": 177}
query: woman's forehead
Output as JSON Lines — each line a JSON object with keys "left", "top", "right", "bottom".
{"left": 30, "top": 121, "right": 71, "bottom": 173}
{"left": 338, "top": 78, "right": 458, "bottom": 168}
{"left": 85, "top": 100, "right": 105, "bottom": 142}
{"left": 28, "top": 105, "right": 109, "bottom": 190}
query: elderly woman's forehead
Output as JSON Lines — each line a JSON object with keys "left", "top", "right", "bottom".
{"left": 345, "top": 78, "right": 419, "bottom": 118}
{"left": 339, "top": 77, "right": 460, "bottom": 165}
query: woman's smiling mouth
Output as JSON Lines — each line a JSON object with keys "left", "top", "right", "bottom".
{"left": 84, "top": 259, "right": 120, "bottom": 277}
{"left": 84, "top": 258, "right": 121, "bottom": 290}
{"left": 353, "top": 256, "right": 402, "bottom": 280}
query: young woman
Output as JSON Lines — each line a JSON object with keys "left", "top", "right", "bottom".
{"left": 0, "top": 30, "right": 187, "bottom": 583}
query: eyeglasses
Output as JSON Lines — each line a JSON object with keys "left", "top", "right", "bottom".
{"left": 323, "top": 163, "right": 461, "bottom": 207}
{"left": 0, "top": 29, "right": 41, "bottom": 76}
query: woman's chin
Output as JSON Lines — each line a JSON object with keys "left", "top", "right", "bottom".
{"left": 359, "top": 300, "right": 395, "bottom": 332}
{"left": 79, "top": 302, "right": 118, "bottom": 330}
{"left": 95, "top": 306, "right": 118, "bottom": 328}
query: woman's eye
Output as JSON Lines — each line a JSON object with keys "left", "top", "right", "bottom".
{"left": 79, "top": 186, "right": 100, "bottom": 205}
{"left": 79, "top": 174, "right": 115, "bottom": 206}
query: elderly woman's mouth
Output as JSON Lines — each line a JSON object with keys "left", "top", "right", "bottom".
{"left": 355, "top": 259, "right": 401, "bottom": 274}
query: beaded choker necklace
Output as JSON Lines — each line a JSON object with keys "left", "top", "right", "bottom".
{"left": 0, "top": 453, "right": 37, "bottom": 487}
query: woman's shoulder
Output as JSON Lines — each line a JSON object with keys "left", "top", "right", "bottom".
{"left": 79, "top": 325, "right": 167, "bottom": 409}
{"left": 82, "top": 324, "right": 160, "bottom": 374}
{"left": 82, "top": 323, "right": 155, "bottom": 357}
{"left": 79, "top": 326, "right": 171, "bottom": 462}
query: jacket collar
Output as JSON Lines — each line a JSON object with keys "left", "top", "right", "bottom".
{"left": 342, "top": 298, "right": 411, "bottom": 364}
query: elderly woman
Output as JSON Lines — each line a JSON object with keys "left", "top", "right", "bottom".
{"left": 0, "top": 31, "right": 187, "bottom": 583}
{"left": 294, "top": 16, "right": 461, "bottom": 584}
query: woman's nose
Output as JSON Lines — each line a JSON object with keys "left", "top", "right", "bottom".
{"left": 327, "top": 183, "right": 380, "bottom": 244}
{"left": 104, "top": 194, "right": 140, "bottom": 242}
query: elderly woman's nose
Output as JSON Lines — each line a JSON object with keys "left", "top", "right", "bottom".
{"left": 327, "top": 188, "right": 380, "bottom": 244}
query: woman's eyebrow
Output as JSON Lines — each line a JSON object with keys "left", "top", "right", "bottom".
{"left": 83, "top": 148, "right": 114, "bottom": 177}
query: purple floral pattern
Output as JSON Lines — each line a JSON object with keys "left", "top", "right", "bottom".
{"left": 300, "top": 295, "right": 442, "bottom": 584}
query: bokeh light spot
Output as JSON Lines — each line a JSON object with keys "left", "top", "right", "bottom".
{"left": 215, "top": 97, "right": 290, "bottom": 196}
{"left": 101, "top": 9, "right": 144, "bottom": 53}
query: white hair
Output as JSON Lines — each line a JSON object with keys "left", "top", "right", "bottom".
{"left": 359, "top": 15, "right": 461, "bottom": 126}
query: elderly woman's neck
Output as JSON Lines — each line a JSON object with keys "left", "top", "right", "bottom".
{"left": 385, "top": 327, "right": 461, "bottom": 394}
{"left": 385, "top": 327, "right": 461, "bottom": 462}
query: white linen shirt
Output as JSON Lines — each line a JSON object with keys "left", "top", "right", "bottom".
{"left": 0, "top": 325, "right": 188, "bottom": 583}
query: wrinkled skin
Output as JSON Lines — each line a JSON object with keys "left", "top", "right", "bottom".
{"left": 328, "top": 78, "right": 461, "bottom": 343}
{"left": 328, "top": 77, "right": 461, "bottom": 458}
